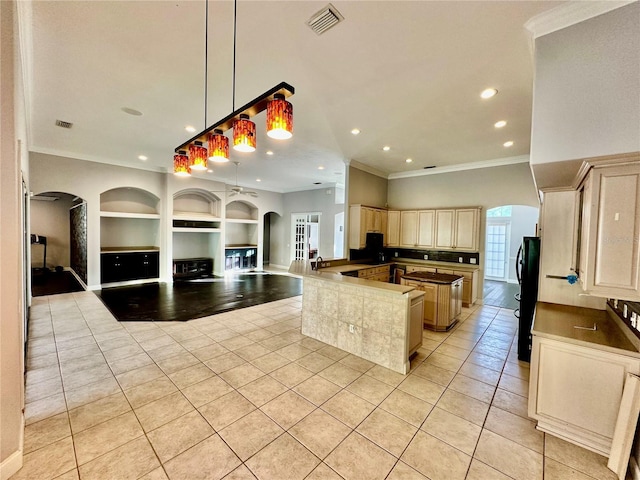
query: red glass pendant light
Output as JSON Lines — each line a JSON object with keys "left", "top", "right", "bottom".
{"left": 173, "top": 150, "right": 190, "bottom": 176}
{"left": 266, "top": 93, "right": 293, "bottom": 140}
{"left": 189, "top": 141, "right": 208, "bottom": 170}
{"left": 208, "top": 129, "right": 230, "bottom": 162}
{"left": 233, "top": 114, "right": 256, "bottom": 152}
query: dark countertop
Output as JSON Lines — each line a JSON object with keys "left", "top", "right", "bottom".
{"left": 401, "top": 271, "right": 463, "bottom": 284}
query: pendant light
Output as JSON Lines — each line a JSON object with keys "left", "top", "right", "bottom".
{"left": 173, "top": 150, "right": 190, "bottom": 176}
{"left": 233, "top": 114, "right": 256, "bottom": 152}
{"left": 266, "top": 93, "right": 293, "bottom": 139}
{"left": 208, "top": 129, "right": 229, "bottom": 162}
{"left": 189, "top": 141, "right": 208, "bottom": 170}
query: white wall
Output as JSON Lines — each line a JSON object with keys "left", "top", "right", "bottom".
{"left": 30, "top": 196, "right": 75, "bottom": 268}
{"left": 505, "top": 205, "right": 539, "bottom": 283}
{"left": 530, "top": 2, "right": 640, "bottom": 166}
{"left": 278, "top": 187, "right": 345, "bottom": 266}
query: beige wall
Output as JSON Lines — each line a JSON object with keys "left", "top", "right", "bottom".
{"left": 348, "top": 166, "right": 388, "bottom": 208}
{"left": 387, "top": 162, "right": 539, "bottom": 210}
{"left": 30, "top": 196, "right": 75, "bottom": 268}
{"left": 530, "top": 2, "right": 640, "bottom": 166}
{"left": 1, "top": 0, "right": 25, "bottom": 474}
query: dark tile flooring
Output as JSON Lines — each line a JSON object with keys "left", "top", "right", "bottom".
{"left": 483, "top": 279, "right": 520, "bottom": 310}
{"left": 31, "top": 270, "right": 84, "bottom": 297}
{"left": 96, "top": 273, "right": 302, "bottom": 322}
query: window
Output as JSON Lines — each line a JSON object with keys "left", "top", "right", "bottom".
{"left": 487, "top": 206, "right": 512, "bottom": 217}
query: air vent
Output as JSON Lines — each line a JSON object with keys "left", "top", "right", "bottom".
{"left": 306, "top": 3, "right": 344, "bottom": 35}
{"left": 55, "top": 119, "right": 73, "bottom": 129}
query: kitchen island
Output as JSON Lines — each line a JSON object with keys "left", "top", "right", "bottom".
{"left": 289, "top": 260, "right": 424, "bottom": 374}
{"left": 400, "top": 271, "right": 463, "bottom": 331}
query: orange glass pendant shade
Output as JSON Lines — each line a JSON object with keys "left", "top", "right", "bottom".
{"left": 173, "top": 150, "right": 190, "bottom": 176}
{"left": 266, "top": 93, "right": 293, "bottom": 140}
{"left": 189, "top": 141, "right": 208, "bottom": 170}
{"left": 208, "top": 129, "right": 230, "bottom": 162}
{"left": 233, "top": 114, "right": 256, "bottom": 152}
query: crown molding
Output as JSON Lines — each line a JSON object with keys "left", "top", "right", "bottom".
{"left": 349, "top": 160, "right": 389, "bottom": 179}
{"left": 388, "top": 155, "right": 530, "bottom": 180}
{"left": 524, "top": 1, "right": 636, "bottom": 39}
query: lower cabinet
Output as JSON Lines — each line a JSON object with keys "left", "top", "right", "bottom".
{"left": 529, "top": 334, "right": 640, "bottom": 456}
{"left": 173, "top": 258, "right": 213, "bottom": 280}
{"left": 408, "top": 291, "right": 425, "bottom": 356}
{"left": 357, "top": 265, "right": 391, "bottom": 282}
{"left": 101, "top": 251, "right": 159, "bottom": 283}
{"left": 401, "top": 277, "right": 463, "bottom": 331}
{"left": 405, "top": 265, "right": 478, "bottom": 307}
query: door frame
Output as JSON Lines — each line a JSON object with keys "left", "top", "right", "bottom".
{"left": 485, "top": 219, "right": 511, "bottom": 282}
{"left": 290, "top": 212, "right": 321, "bottom": 263}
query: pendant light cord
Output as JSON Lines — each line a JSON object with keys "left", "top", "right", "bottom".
{"left": 232, "top": 0, "right": 237, "bottom": 111}
{"left": 204, "top": 0, "right": 209, "bottom": 127}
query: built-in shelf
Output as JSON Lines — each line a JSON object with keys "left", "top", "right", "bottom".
{"left": 101, "top": 246, "right": 159, "bottom": 253}
{"left": 173, "top": 227, "right": 222, "bottom": 233}
{"left": 172, "top": 212, "right": 222, "bottom": 222}
{"left": 225, "top": 218, "right": 258, "bottom": 224}
{"left": 225, "top": 244, "right": 258, "bottom": 249}
{"left": 100, "top": 211, "right": 161, "bottom": 219}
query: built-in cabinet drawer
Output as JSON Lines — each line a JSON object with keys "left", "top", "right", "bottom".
{"left": 357, "top": 265, "right": 391, "bottom": 283}
{"left": 101, "top": 251, "right": 159, "bottom": 284}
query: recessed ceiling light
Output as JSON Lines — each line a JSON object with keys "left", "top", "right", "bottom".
{"left": 405, "top": 158, "right": 413, "bottom": 163}
{"left": 121, "top": 107, "right": 143, "bottom": 116}
{"left": 137, "top": 155, "right": 148, "bottom": 161}
{"left": 185, "top": 125, "right": 196, "bottom": 133}
{"left": 266, "top": 150, "right": 274, "bottom": 156}
{"left": 494, "top": 120, "right": 507, "bottom": 128}
{"left": 207, "top": 169, "right": 213, "bottom": 173}
{"left": 256, "top": 178, "right": 261, "bottom": 182}
{"left": 318, "top": 166, "right": 325, "bottom": 170}
{"left": 503, "top": 141, "right": 514, "bottom": 147}
{"left": 480, "top": 88, "right": 498, "bottom": 99}
{"left": 351, "top": 128, "right": 360, "bottom": 135}
{"left": 382, "top": 146, "right": 390, "bottom": 151}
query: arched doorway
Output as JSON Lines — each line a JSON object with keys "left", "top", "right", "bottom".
{"left": 483, "top": 204, "right": 538, "bottom": 308}
{"left": 30, "top": 191, "right": 87, "bottom": 295}
{"left": 263, "top": 211, "right": 282, "bottom": 270}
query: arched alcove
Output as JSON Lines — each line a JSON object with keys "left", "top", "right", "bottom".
{"left": 263, "top": 211, "right": 282, "bottom": 268}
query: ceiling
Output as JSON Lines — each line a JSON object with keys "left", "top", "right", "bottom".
{"left": 24, "top": 0, "right": 566, "bottom": 193}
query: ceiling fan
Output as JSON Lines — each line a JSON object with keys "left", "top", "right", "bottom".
{"left": 211, "top": 161, "right": 258, "bottom": 198}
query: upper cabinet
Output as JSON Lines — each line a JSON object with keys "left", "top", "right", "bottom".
{"left": 386, "top": 210, "right": 400, "bottom": 247}
{"left": 349, "top": 205, "right": 388, "bottom": 249}
{"left": 435, "top": 208, "right": 480, "bottom": 251}
{"left": 578, "top": 162, "right": 640, "bottom": 300}
{"left": 399, "top": 210, "right": 435, "bottom": 248}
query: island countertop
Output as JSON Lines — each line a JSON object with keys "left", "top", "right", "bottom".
{"left": 401, "top": 271, "right": 464, "bottom": 285}
{"left": 288, "top": 260, "right": 414, "bottom": 294}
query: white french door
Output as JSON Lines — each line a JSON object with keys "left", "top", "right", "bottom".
{"left": 485, "top": 222, "right": 509, "bottom": 281}
{"left": 291, "top": 213, "right": 320, "bottom": 262}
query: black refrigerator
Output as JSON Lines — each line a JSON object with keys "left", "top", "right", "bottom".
{"left": 515, "top": 236, "right": 540, "bottom": 362}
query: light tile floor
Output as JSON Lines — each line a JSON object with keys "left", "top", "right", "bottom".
{"left": 18, "top": 291, "right": 620, "bottom": 480}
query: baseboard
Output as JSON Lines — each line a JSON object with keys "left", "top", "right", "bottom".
{"left": 630, "top": 455, "right": 640, "bottom": 480}
{"left": 0, "top": 448, "right": 23, "bottom": 480}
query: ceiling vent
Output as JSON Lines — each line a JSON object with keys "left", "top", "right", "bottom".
{"left": 306, "top": 4, "right": 344, "bottom": 35}
{"left": 55, "top": 119, "right": 73, "bottom": 129}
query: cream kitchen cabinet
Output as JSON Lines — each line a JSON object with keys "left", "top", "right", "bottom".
{"left": 400, "top": 210, "right": 435, "bottom": 248}
{"left": 401, "top": 273, "right": 463, "bottom": 331}
{"left": 529, "top": 302, "right": 640, "bottom": 456}
{"left": 578, "top": 163, "right": 640, "bottom": 301}
{"left": 386, "top": 210, "right": 400, "bottom": 247}
{"left": 405, "top": 264, "right": 478, "bottom": 307}
{"left": 349, "top": 205, "right": 388, "bottom": 249}
{"left": 435, "top": 208, "right": 480, "bottom": 251}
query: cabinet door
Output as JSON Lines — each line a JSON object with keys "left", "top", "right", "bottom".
{"left": 454, "top": 209, "right": 479, "bottom": 250}
{"left": 365, "top": 208, "right": 377, "bottom": 233}
{"left": 581, "top": 164, "right": 640, "bottom": 300}
{"left": 451, "top": 280, "right": 462, "bottom": 318}
{"left": 435, "top": 210, "right": 455, "bottom": 249}
{"left": 349, "top": 205, "right": 364, "bottom": 249}
{"left": 380, "top": 210, "right": 388, "bottom": 242}
{"left": 400, "top": 211, "right": 418, "bottom": 247}
{"left": 417, "top": 210, "right": 435, "bottom": 248}
{"left": 101, "top": 254, "right": 128, "bottom": 283}
{"left": 408, "top": 296, "right": 424, "bottom": 355}
{"left": 421, "top": 283, "right": 438, "bottom": 329}
{"left": 387, "top": 211, "right": 400, "bottom": 246}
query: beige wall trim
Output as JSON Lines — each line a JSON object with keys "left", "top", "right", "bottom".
{"left": 524, "top": 0, "right": 635, "bottom": 39}
{"left": 0, "top": 446, "right": 23, "bottom": 480}
{"left": 388, "top": 155, "right": 529, "bottom": 180}
{"left": 349, "top": 160, "right": 388, "bottom": 179}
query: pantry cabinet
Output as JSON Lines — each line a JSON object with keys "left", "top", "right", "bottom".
{"left": 578, "top": 163, "right": 640, "bottom": 301}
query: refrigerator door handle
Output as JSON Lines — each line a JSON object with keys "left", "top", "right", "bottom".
{"left": 515, "top": 244, "right": 523, "bottom": 284}
{"left": 514, "top": 308, "right": 520, "bottom": 319}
